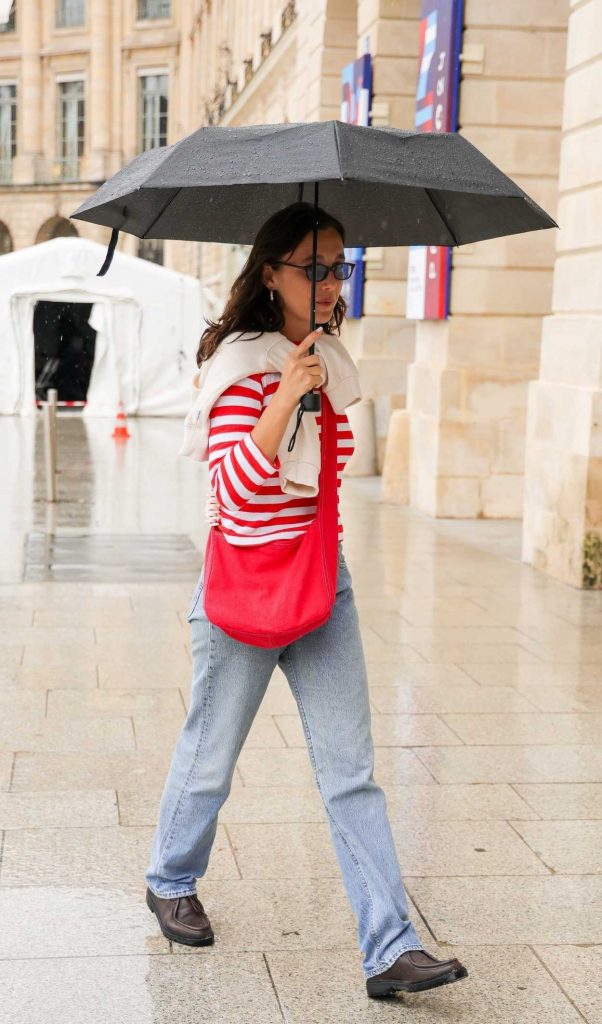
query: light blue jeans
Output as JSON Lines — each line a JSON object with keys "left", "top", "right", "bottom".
{"left": 145, "top": 540, "right": 425, "bottom": 978}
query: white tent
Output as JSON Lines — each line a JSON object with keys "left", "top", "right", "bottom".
{"left": 0, "top": 236, "right": 217, "bottom": 417}
{"left": 0, "top": 0, "right": 13, "bottom": 25}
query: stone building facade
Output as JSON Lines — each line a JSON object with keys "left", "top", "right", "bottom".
{"left": 0, "top": 0, "right": 199, "bottom": 269}
{"left": 1, "top": 0, "right": 600, "bottom": 586}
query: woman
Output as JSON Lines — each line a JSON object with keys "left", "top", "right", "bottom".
{"left": 144, "top": 202, "right": 468, "bottom": 999}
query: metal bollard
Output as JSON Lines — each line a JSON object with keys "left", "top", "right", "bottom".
{"left": 43, "top": 388, "right": 58, "bottom": 503}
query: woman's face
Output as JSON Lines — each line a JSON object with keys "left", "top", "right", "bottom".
{"left": 262, "top": 226, "right": 345, "bottom": 340}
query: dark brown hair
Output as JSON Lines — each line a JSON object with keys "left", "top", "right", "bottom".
{"left": 196, "top": 201, "right": 348, "bottom": 365}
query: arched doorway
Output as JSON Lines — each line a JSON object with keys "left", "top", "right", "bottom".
{"left": 0, "top": 220, "right": 13, "bottom": 254}
{"left": 35, "top": 216, "right": 79, "bottom": 243}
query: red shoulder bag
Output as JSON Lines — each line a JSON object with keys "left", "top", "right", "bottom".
{"left": 202, "top": 392, "right": 339, "bottom": 648}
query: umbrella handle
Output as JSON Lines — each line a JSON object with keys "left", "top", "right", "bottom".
{"left": 288, "top": 387, "right": 320, "bottom": 452}
{"left": 301, "top": 390, "right": 321, "bottom": 413}
{"left": 97, "top": 227, "right": 120, "bottom": 276}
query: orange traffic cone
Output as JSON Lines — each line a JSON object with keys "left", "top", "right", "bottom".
{"left": 112, "top": 401, "right": 131, "bottom": 441}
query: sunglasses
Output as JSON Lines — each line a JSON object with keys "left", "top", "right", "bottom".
{"left": 270, "top": 259, "right": 356, "bottom": 282}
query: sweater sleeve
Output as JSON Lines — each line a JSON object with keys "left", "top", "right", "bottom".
{"left": 208, "top": 374, "right": 281, "bottom": 513}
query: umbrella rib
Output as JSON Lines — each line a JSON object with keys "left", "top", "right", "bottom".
{"left": 141, "top": 187, "right": 183, "bottom": 239}
{"left": 333, "top": 121, "right": 342, "bottom": 178}
{"left": 424, "top": 188, "right": 459, "bottom": 247}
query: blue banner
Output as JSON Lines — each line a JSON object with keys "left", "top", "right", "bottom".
{"left": 340, "top": 52, "right": 371, "bottom": 319}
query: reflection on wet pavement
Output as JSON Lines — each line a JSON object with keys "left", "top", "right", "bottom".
{"left": 23, "top": 533, "right": 201, "bottom": 582}
{"left": 0, "top": 415, "right": 207, "bottom": 583}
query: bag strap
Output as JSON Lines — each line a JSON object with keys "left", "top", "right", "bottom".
{"left": 315, "top": 394, "right": 338, "bottom": 535}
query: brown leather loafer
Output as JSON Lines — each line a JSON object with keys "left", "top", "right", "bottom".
{"left": 366, "top": 948, "right": 468, "bottom": 998}
{"left": 146, "top": 887, "right": 215, "bottom": 946}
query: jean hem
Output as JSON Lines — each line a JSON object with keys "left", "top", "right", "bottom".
{"left": 147, "top": 884, "right": 197, "bottom": 899}
{"left": 363, "top": 943, "right": 427, "bottom": 980}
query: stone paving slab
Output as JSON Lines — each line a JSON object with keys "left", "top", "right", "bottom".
{"left": 132, "top": 711, "right": 285, "bottom": 752}
{"left": 0, "top": 824, "right": 239, "bottom": 887}
{"left": 275, "top": 710, "right": 464, "bottom": 747}
{"left": 0, "top": 789, "right": 118, "bottom": 829}
{"left": 406, "top": 875, "right": 602, "bottom": 945}
{"left": 367, "top": 661, "right": 479, "bottom": 685}
{"left": 20, "top": 644, "right": 102, "bottom": 670}
{"left": 0, "top": 647, "right": 24, "bottom": 670}
{"left": 509, "top": 819, "right": 602, "bottom": 873}
{"left": 0, "top": 881, "right": 362, "bottom": 959}
{"left": 119, "top": 784, "right": 327, "bottom": 828}
{"left": 118, "top": 781, "right": 538, "bottom": 828}
{"left": 438, "top": 711, "right": 602, "bottom": 745}
{"left": 169, "top": 878, "right": 386, "bottom": 956}
{"left": 1, "top": 663, "right": 99, "bottom": 689}
{"left": 225, "top": 819, "right": 549, "bottom": 879}
{"left": 9, "top": 752, "right": 180, "bottom": 792}
{"left": 0, "top": 954, "right": 284, "bottom": 1024}
{"left": 382, "top": 782, "right": 539, "bottom": 820}
{"left": 512, "top": 782, "right": 602, "bottom": 818}
{"left": 0, "top": 690, "right": 46, "bottom": 715}
{"left": 407, "top": 642, "right": 543, "bottom": 663}
{"left": 0, "top": 609, "right": 34, "bottom": 627}
{"left": 368, "top": 680, "right": 540, "bottom": 713}
{"left": 518, "top": 639, "right": 602, "bottom": 663}
{"left": 32, "top": 598, "right": 135, "bottom": 626}
{"left": 264, "top": 945, "right": 585, "bottom": 1024}
{"left": 414, "top": 744, "right": 602, "bottom": 783}
{"left": 46, "top": 687, "right": 185, "bottom": 717}
{"left": 0, "top": 751, "right": 13, "bottom": 792}
{"left": 0, "top": 626, "right": 96, "bottom": 645}
{"left": 455, "top": 659, "right": 602, "bottom": 687}
{"left": 0, "top": 716, "right": 136, "bottom": 754}
{"left": 235, "top": 744, "right": 437, "bottom": 787}
{"left": 533, "top": 945, "right": 602, "bottom": 1024}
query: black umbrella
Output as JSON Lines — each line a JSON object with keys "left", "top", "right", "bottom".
{"left": 70, "top": 119, "right": 558, "bottom": 419}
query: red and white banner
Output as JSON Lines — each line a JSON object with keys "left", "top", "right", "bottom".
{"left": 406, "top": 0, "right": 464, "bottom": 321}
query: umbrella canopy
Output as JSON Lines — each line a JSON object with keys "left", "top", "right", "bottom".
{"left": 71, "top": 120, "right": 557, "bottom": 249}
{"left": 71, "top": 118, "right": 558, "bottom": 428}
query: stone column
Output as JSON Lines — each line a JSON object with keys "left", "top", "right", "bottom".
{"left": 12, "top": 0, "right": 43, "bottom": 183}
{"left": 290, "top": 0, "right": 357, "bottom": 122}
{"left": 87, "top": 0, "right": 112, "bottom": 181}
{"left": 355, "top": 0, "right": 421, "bottom": 472}
{"left": 523, "top": 0, "right": 602, "bottom": 587}
{"left": 390, "top": 0, "right": 568, "bottom": 515}
{"left": 110, "top": 0, "right": 122, "bottom": 172}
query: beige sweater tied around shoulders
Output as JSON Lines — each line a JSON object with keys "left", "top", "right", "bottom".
{"left": 179, "top": 330, "right": 362, "bottom": 509}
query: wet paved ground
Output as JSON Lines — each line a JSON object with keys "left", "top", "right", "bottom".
{"left": 1, "top": 414, "right": 602, "bottom": 1022}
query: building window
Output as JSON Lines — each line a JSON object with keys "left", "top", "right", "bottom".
{"left": 0, "top": 3, "right": 16, "bottom": 32}
{"left": 57, "top": 80, "right": 85, "bottom": 180}
{"left": 139, "top": 74, "right": 168, "bottom": 151}
{"left": 0, "top": 83, "right": 16, "bottom": 183}
{"left": 137, "top": 0, "right": 171, "bottom": 19}
{"left": 56, "top": 0, "right": 85, "bottom": 28}
{"left": 138, "top": 238, "right": 164, "bottom": 265}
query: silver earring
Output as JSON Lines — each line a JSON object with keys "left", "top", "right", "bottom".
{"left": 270, "top": 289, "right": 274, "bottom": 301}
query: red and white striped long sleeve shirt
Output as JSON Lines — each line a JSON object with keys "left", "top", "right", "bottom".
{"left": 207, "top": 370, "right": 355, "bottom": 546}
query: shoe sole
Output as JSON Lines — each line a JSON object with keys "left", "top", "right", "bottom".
{"left": 146, "top": 889, "right": 215, "bottom": 947}
{"left": 366, "top": 965, "right": 468, "bottom": 997}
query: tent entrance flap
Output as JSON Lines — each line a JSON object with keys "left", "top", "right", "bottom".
{"left": 34, "top": 300, "right": 97, "bottom": 404}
